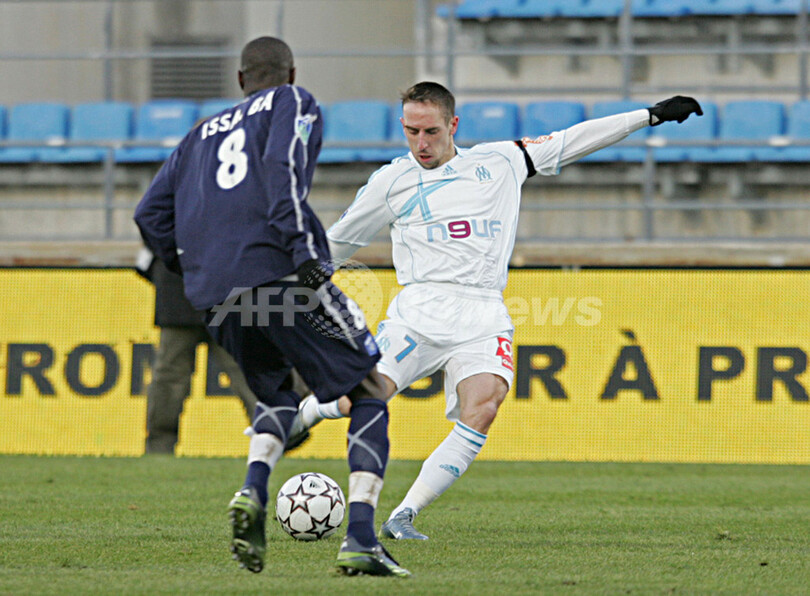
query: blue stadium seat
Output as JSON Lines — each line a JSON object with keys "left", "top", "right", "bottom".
{"left": 445, "top": 0, "right": 624, "bottom": 18}
{"left": 632, "top": 0, "right": 702, "bottom": 17}
{"left": 555, "top": 0, "right": 624, "bottom": 18}
{"left": 749, "top": 0, "right": 800, "bottom": 15}
{"left": 523, "top": 0, "right": 624, "bottom": 19}
{"left": 705, "top": 100, "right": 785, "bottom": 162}
{"left": 581, "top": 100, "right": 650, "bottom": 162}
{"left": 444, "top": 0, "right": 797, "bottom": 18}
{"left": 633, "top": 0, "right": 752, "bottom": 16}
{"left": 0, "top": 102, "right": 69, "bottom": 163}
{"left": 649, "top": 101, "right": 718, "bottom": 162}
{"left": 774, "top": 101, "right": 810, "bottom": 161}
{"left": 497, "top": 0, "right": 565, "bottom": 17}
{"left": 388, "top": 103, "right": 404, "bottom": 142}
{"left": 456, "top": 101, "right": 520, "bottom": 144}
{"left": 692, "top": 0, "right": 756, "bottom": 15}
{"left": 381, "top": 103, "right": 409, "bottom": 161}
{"left": 198, "top": 98, "right": 240, "bottom": 120}
{"left": 319, "top": 100, "right": 390, "bottom": 163}
{"left": 631, "top": 0, "right": 672, "bottom": 17}
{"left": 522, "top": 101, "right": 586, "bottom": 138}
{"left": 437, "top": 0, "right": 523, "bottom": 19}
{"left": 115, "top": 99, "right": 198, "bottom": 163}
{"left": 42, "top": 102, "right": 134, "bottom": 163}
{"left": 316, "top": 102, "right": 332, "bottom": 160}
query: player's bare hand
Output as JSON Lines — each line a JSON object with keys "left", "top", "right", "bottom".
{"left": 647, "top": 96, "right": 703, "bottom": 126}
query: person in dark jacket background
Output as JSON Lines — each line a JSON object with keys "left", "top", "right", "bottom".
{"left": 137, "top": 248, "right": 257, "bottom": 454}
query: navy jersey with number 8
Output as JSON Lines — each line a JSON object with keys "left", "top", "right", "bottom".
{"left": 135, "top": 84, "right": 327, "bottom": 310}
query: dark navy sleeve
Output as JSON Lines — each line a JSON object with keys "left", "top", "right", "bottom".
{"left": 262, "top": 85, "right": 325, "bottom": 268}
{"left": 133, "top": 147, "right": 183, "bottom": 273}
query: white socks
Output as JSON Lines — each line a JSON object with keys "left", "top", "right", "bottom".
{"left": 348, "top": 471, "right": 384, "bottom": 507}
{"left": 300, "top": 394, "right": 343, "bottom": 427}
{"left": 390, "top": 421, "right": 487, "bottom": 518}
{"left": 247, "top": 432, "right": 285, "bottom": 469}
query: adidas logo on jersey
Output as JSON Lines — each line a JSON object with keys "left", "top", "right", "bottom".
{"left": 442, "top": 164, "right": 456, "bottom": 176}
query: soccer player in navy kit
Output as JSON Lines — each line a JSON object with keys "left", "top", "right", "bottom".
{"left": 134, "top": 36, "right": 409, "bottom": 578}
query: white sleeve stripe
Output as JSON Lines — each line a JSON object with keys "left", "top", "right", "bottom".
{"left": 288, "top": 85, "right": 318, "bottom": 260}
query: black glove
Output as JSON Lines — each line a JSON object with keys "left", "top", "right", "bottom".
{"left": 296, "top": 258, "right": 331, "bottom": 291}
{"left": 648, "top": 96, "right": 703, "bottom": 126}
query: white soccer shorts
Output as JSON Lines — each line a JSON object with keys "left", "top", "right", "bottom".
{"left": 374, "top": 283, "right": 515, "bottom": 422}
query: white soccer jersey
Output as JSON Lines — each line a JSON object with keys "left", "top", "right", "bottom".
{"left": 327, "top": 109, "right": 649, "bottom": 292}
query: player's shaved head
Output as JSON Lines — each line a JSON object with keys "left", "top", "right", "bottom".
{"left": 401, "top": 81, "right": 455, "bottom": 123}
{"left": 239, "top": 36, "right": 295, "bottom": 95}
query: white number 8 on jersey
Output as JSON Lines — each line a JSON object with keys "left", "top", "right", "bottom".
{"left": 216, "top": 128, "right": 248, "bottom": 190}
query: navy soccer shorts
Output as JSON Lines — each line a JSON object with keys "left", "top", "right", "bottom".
{"left": 204, "top": 280, "right": 380, "bottom": 403}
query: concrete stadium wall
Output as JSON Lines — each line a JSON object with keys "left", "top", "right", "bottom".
{"left": 3, "top": 159, "right": 810, "bottom": 263}
{"left": 0, "top": 0, "right": 416, "bottom": 106}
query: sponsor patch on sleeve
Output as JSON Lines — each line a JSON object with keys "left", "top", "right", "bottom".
{"left": 521, "top": 134, "right": 553, "bottom": 145}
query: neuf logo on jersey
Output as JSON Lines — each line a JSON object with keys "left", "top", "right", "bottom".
{"left": 426, "top": 218, "right": 502, "bottom": 242}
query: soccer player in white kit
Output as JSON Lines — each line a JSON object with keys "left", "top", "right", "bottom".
{"left": 293, "top": 82, "right": 702, "bottom": 539}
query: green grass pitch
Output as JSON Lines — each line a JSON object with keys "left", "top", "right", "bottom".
{"left": 1, "top": 455, "right": 808, "bottom": 595}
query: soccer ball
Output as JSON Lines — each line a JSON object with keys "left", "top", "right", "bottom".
{"left": 275, "top": 472, "right": 345, "bottom": 540}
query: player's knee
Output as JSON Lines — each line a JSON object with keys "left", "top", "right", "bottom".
{"left": 346, "top": 367, "right": 389, "bottom": 403}
{"left": 461, "top": 392, "right": 503, "bottom": 430}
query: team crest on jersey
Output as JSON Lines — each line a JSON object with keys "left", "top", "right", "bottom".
{"left": 475, "top": 164, "right": 493, "bottom": 183}
{"left": 522, "top": 134, "right": 553, "bottom": 145}
{"left": 496, "top": 336, "right": 513, "bottom": 371}
{"left": 363, "top": 332, "right": 380, "bottom": 356}
{"left": 296, "top": 114, "right": 315, "bottom": 144}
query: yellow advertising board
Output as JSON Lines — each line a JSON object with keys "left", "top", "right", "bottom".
{"left": 1, "top": 267, "right": 809, "bottom": 463}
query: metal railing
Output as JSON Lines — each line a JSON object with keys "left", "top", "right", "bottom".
{"left": 3, "top": 0, "right": 810, "bottom": 242}
{"left": 1, "top": 0, "right": 809, "bottom": 100}
{"left": 3, "top": 137, "right": 810, "bottom": 242}
{"left": 441, "top": 0, "right": 810, "bottom": 100}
